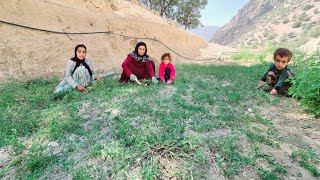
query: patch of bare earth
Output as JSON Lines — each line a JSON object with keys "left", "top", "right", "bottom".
{"left": 253, "top": 97, "right": 319, "bottom": 178}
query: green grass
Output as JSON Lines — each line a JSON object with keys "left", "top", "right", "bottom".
{"left": 0, "top": 63, "right": 318, "bottom": 179}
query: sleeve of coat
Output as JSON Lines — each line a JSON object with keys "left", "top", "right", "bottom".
{"left": 170, "top": 64, "right": 176, "bottom": 81}
{"left": 86, "top": 59, "right": 96, "bottom": 80}
{"left": 121, "top": 55, "right": 133, "bottom": 77}
{"left": 261, "top": 64, "right": 273, "bottom": 82}
{"left": 64, "top": 60, "right": 79, "bottom": 88}
{"left": 159, "top": 63, "right": 165, "bottom": 81}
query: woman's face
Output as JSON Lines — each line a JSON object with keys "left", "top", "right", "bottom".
{"left": 76, "top": 47, "right": 87, "bottom": 60}
{"left": 137, "top": 45, "right": 146, "bottom": 56}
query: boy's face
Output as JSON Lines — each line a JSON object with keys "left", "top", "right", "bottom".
{"left": 163, "top": 56, "right": 171, "bottom": 65}
{"left": 274, "top": 55, "right": 289, "bottom": 70}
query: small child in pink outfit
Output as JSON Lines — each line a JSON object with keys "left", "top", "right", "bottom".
{"left": 159, "top": 53, "right": 176, "bottom": 84}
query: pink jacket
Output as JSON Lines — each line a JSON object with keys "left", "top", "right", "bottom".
{"left": 158, "top": 62, "right": 176, "bottom": 81}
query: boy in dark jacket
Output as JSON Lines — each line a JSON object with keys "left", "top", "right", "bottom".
{"left": 258, "top": 48, "right": 295, "bottom": 95}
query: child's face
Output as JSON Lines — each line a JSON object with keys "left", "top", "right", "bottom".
{"left": 163, "top": 56, "right": 171, "bottom": 65}
{"left": 76, "top": 47, "right": 87, "bottom": 60}
{"left": 138, "top": 45, "right": 146, "bottom": 56}
{"left": 274, "top": 55, "right": 289, "bottom": 70}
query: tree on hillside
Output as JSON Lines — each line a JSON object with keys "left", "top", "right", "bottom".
{"left": 157, "top": 0, "right": 179, "bottom": 18}
{"left": 140, "top": 0, "right": 178, "bottom": 18}
{"left": 139, "top": 0, "right": 207, "bottom": 29}
{"left": 176, "top": 0, "right": 208, "bottom": 30}
{"left": 140, "top": 0, "right": 155, "bottom": 10}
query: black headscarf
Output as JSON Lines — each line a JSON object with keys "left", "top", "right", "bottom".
{"left": 71, "top": 44, "right": 92, "bottom": 76}
{"left": 129, "top": 42, "right": 151, "bottom": 62}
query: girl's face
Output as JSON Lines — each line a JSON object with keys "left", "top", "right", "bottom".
{"left": 76, "top": 47, "right": 87, "bottom": 60}
{"left": 163, "top": 56, "right": 171, "bottom": 65}
{"left": 138, "top": 45, "right": 146, "bottom": 56}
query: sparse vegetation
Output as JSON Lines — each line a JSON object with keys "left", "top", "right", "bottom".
{"left": 291, "top": 148, "right": 320, "bottom": 177}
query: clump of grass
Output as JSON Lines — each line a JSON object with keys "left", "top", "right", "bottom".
{"left": 231, "top": 52, "right": 266, "bottom": 62}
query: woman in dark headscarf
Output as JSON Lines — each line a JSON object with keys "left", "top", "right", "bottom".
{"left": 119, "top": 42, "right": 158, "bottom": 84}
{"left": 54, "top": 44, "right": 101, "bottom": 93}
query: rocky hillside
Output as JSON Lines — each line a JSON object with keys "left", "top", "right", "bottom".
{"left": 189, "top": 26, "right": 220, "bottom": 41}
{"left": 210, "top": 0, "right": 320, "bottom": 52}
{"left": 0, "top": 0, "right": 217, "bottom": 81}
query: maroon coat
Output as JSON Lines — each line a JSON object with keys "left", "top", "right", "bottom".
{"left": 119, "top": 55, "right": 155, "bottom": 82}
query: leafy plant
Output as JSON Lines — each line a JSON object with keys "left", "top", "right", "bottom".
{"left": 289, "top": 52, "right": 320, "bottom": 116}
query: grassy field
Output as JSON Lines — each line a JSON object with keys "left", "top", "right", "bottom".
{"left": 0, "top": 63, "right": 319, "bottom": 179}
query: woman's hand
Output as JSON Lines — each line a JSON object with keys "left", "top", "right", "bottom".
{"left": 76, "top": 85, "right": 85, "bottom": 92}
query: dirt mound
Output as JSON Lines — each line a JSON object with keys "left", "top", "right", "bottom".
{"left": 0, "top": 0, "right": 232, "bottom": 81}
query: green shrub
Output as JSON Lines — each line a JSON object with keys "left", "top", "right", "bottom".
{"left": 297, "top": 13, "right": 310, "bottom": 22}
{"left": 289, "top": 52, "right": 320, "bottom": 116}
{"left": 287, "top": 32, "right": 296, "bottom": 38}
{"left": 263, "top": 31, "right": 269, "bottom": 37}
{"left": 292, "top": 21, "right": 302, "bottom": 28}
{"left": 302, "top": 4, "right": 315, "bottom": 11}
{"left": 282, "top": 18, "right": 290, "bottom": 24}
{"left": 302, "top": 22, "right": 316, "bottom": 34}
{"left": 308, "top": 26, "right": 320, "bottom": 38}
{"left": 271, "top": 19, "right": 279, "bottom": 24}
{"left": 314, "top": 8, "right": 319, "bottom": 14}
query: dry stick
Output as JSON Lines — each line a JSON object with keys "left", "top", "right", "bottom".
{"left": 134, "top": 79, "right": 142, "bottom": 85}
{"left": 61, "top": 28, "right": 72, "bottom": 40}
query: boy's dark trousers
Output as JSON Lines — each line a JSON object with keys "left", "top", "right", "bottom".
{"left": 265, "top": 71, "right": 291, "bottom": 95}
{"left": 164, "top": 67, "right": 171, "bottom": 82}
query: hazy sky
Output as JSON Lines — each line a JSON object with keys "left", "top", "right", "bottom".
{"left": 200, "top": 0, "right": 249, "bottom": 27}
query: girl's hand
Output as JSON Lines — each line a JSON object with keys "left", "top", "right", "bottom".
{"left": 94, "top": 76, "right": 101, "bottom": 80}
{"left": 166, "top": 80, "right": 173, "bottom": 85}
{"left": 270, "top": 89, "right": 278, "bottom": 95}
{"left": 76, "top": 85, "right": 85, "bottom": 92}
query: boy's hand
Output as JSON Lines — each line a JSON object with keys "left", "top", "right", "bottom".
{"left": 270, "top": 88, "right": 278, "bottom": 95}
{"left": 76, "top": 85, "right": 85, "bottom": 92}
{"left": 259, "top": 81, "right": 265, "bottom": 86}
